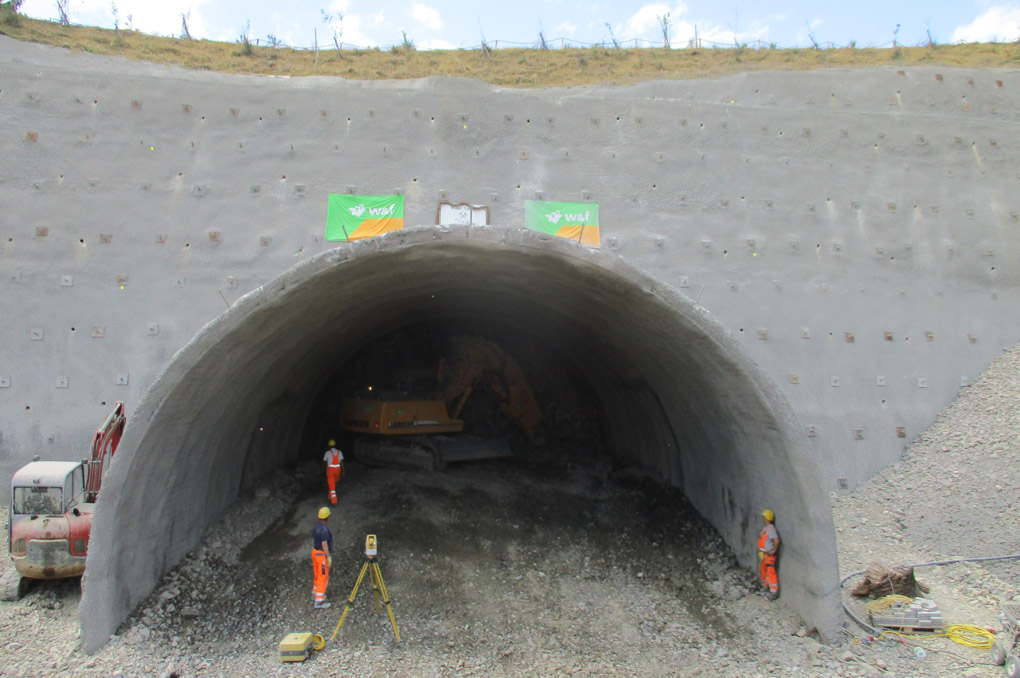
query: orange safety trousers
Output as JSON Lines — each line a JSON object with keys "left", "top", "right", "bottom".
{"left": 326, "top": 465, "right": 342, "bottom": 505}
{"left": 760, "top": 554, "right": 778, "bottom": 593}
{"left": 758, "top": 526, "right": 778, "bottom": 593}
{"left": 312, "top": 549, "right": 330, "bottom": 603}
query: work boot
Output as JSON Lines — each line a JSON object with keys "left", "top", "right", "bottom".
{"left": 765, "top": 590, "right": 778, "bottom": 601}
{"left": 314, "top": 601, "right": 332, "bottom": 609}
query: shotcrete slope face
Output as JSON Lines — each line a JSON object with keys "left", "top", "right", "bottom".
{"left": 81, "top": 227, "right": 839, "bottom": 651}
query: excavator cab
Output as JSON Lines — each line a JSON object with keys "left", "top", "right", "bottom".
{"left": 8, "top": 461, "right": 92, "bottom": 583}
{"left": 4, "top": 402, "right": 125, "bottom": 599}
{"left": 11, "top": 461, "right": 87, "bottom": 517}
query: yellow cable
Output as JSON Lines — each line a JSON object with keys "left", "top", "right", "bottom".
{"left": 866, "top": 595, "right": 914, "bottom": 616}
{"left": 941, "top": 625, "right": 994, "bottom": 650}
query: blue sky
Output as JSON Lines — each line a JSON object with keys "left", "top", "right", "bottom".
{"left": 17, "top": 0, "right": 1020, "bottom": 50}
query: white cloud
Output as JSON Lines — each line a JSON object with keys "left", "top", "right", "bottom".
{"left": 675, "top": 8, "right": 771, "bottom": 47}
{"left": 340, "top": 14, "right": 382, "bottom": 48}
{"left": 624, "top": 3, "right": 720, "bottom": 45}
{"left": 555, "top": 21, "right": 577, "bottom": 35}
{"left": 951, "top": 5, "right": 1020, "bottom": 42}
{"left": 620, "top": 3, "right": 760, "bottom": 47}
{"left": 412, "top": 3, "right": 443, "bottom": 31}
{"left": 19, "top": 0, "right": 58, "bottom": 22}
{"left": 21, "top": 0, "right": 212, "bottom": 37}
{"left": 317, "top": 9, "right": 387, "bottom": 48}
{"left": 19, "top": 0, "right": 77, "bottom": 24}
{"left": 107, "top": 0, "right": 213, "bottom": 37}
{"left": 326, "top": 0, "right": 350, "bottom": 15}
{"left": 623, "top": 3, "right": 672, "bottom": 39}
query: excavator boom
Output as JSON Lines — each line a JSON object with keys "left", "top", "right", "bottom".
{"left": 85, "top": 401, "right": 126, "bottom": 502}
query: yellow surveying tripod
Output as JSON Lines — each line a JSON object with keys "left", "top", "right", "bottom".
{"left": 329, "top": 534, "right": 401, "bottom": 643}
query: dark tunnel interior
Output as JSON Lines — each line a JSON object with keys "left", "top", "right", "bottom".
{"left": 299, "top": 318, "right": 611, "bottom": 472}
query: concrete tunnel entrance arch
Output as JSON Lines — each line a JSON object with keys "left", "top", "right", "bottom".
{"left": 80, "top": 225, "right": 840, "bottom": 651}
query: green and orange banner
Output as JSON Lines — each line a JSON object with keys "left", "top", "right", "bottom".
{"left": 326, "top": 194, "right": 405, "bottom": 241}
{"left": 524, "top": 200, "right": 600, "bottom": 247}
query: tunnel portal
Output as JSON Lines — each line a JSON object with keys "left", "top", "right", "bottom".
{"left": 80, "top": 226, "right": 839, "bottom": 651}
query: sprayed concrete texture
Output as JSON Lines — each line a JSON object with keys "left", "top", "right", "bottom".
{"left": 0, "top": 37, "right": 1017, "bottom": 649}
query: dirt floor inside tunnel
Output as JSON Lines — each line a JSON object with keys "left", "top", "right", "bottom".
{"left": 120, "top": 452, "right": 762, "bottom": 669}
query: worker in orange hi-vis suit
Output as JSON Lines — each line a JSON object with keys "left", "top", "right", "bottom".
{"left": 312, "top": 507, "right": 333, "bottom": 609}
{"left": 758, "top": 509, "right": 780, "bottom": 601}
{"left": 323, "top": 440, "right": 345, "bottom": 505}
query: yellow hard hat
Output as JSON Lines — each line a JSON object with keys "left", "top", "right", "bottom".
{"left": 762, "top": 509, "right": 775, "bottom": 522}
{"left": 328, "top": 439, "right": 336, "bottom": 447}
{"left": 318, "top": 507, "right": 331, "bottom": 519}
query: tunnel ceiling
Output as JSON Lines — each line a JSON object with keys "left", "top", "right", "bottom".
{"left": 82, "top": 226, "right": 840, "bottom": 651}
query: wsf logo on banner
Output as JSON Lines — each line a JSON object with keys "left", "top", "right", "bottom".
{"left": 349, "top": 203, "right": 397, "bottom": 218}
{"left": 545, "top": 209, "right": 591, "bottom": 224}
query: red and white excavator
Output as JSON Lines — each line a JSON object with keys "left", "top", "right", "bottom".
{"left": 3, "top": 402, "right": 125, "bottom": 600}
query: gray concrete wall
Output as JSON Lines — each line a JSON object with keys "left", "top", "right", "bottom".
{"left": 1, "top": 36, "right": 1018, "bottom": 647}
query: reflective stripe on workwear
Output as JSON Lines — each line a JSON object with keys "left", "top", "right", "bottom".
{"left": 326, "top": 463, "right": 342, "bottom": 505}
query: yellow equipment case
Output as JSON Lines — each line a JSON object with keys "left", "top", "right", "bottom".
{"left": 278, "top": 632, "right": 315, "bottom": 662}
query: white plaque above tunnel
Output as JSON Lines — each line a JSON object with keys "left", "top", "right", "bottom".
{"left": 436, "top": 201, "right": 490, "bottom": 226}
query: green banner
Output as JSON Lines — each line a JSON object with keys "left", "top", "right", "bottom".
{"left": 326, "top": 194, "right": 405, "bottom": 241}
{"left": 524, "top": 200, "right": 600, "bottom": 247}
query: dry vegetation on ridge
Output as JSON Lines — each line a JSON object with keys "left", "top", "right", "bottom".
{"left": 2, "top": 8, "right": 1020, "bottom": 86}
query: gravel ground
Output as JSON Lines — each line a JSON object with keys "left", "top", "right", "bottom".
{"left": 1, "top": 346, "right": 1019, "bottom": 678}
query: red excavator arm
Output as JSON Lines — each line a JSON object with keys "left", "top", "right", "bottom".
{"left": 85, "top": 401, "right": 126, "bottom": 502}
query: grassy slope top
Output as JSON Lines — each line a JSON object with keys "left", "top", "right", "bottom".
{"left": 2, "top": 12, "right": 1019, "bottom": 86}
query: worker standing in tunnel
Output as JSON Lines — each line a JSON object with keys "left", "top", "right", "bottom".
{"left": 758, "top": 509, "right": 780, "bottom": 601}
{"left": 312, "top": 507, "right": 333, "bottom": 609}
{"left": 323, "top": 439, "right": 345, "bottom": 505}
